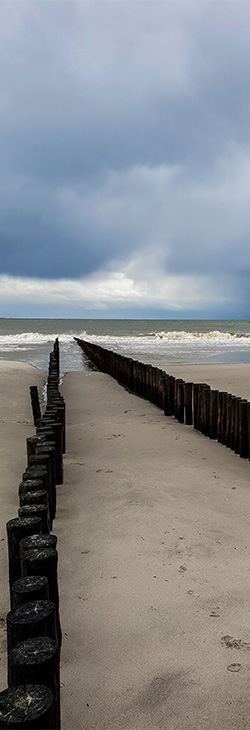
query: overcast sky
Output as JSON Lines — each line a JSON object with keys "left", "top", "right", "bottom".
{"left": 1, "top": 0, "right": 250, "bottom": 318}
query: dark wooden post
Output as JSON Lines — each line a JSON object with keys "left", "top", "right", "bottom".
{"left": 145, "top": 365, "right": 152, "bottom": 402}
{"left": 19, "top": 479, "right": 44, "bottom": 497}
{"left": 12, "top": 576, "right": 49, "bottom": 609}
{"left": 175, "top": 379, "right": 184, "bottom": 423}
{"left": 36, "top": 445, "right": 56, "bottom": 519}
{"left": 221, "top": 392, "right": 228, "bottom": 445}
{"left": 225, "top": 394, "right": 232, "bottom": 447}
{"left": 18, "top": 505, "right": 50, "bottom": 535}
{"left": 184, "top": 382, "right": 193, "bottom": 425}
{"left": 230, "top": 396, "right": 236, "bottom": 450}
{"left": 234, "top": 397, "right": 241, "bottom": 454}
{"left": 193, "top": 384, "right": 199, "bottom": 429}
{"left": 209, "top": 390, "right": 218, "bottom": 440}
{"left": 6, "top": 517, "right": 42, "bottom": 608}
{"left": 8, "top": 637, "right": 60, "bottom": 730}
{"left": 239, "top": 399, "right": 248, "bottom": 458}
{"left": 27, "top": 435, "right": 46, "bottom": 460}
{"left": 218, "top": 391, "right": 226, "bottom": 443}
{"left": 20, "top": 534, "right": 57, "bottom": 554}
{"left": 0, "top": 685, "right": 54, "bottom": 729}
{"left": 37, "top": 423, "right": 63, "bottom": 483}
{"left": 30, "top": 386, "right": 41, "bottom": 427}
{"left": 7, "top": 600, "right": 58, "bottom": 654}
{"left": 20, "top": 490, "right": 48, "bottom": 508}
{"left": 23, "top": 466, "right": 49, "bottom": 493}
{"left": 162, "top": 374, "right": 170, "bottom": 416}
{"left": 21, "top": 548, "right": 61, "bottom": 648}
{"left": 203, "top": 387, "right": 211, "bottom": 437}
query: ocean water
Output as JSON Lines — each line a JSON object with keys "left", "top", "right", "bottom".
{"left": 0, "top": 319, "right": 250, "bottom": 374}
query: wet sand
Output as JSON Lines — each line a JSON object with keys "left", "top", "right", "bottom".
{"left": 1, "top": 361, "right": 250, "bottom": 728}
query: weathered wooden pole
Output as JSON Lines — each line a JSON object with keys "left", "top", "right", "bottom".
{"left": 6, "top": 517, "right": 42, "bottom": 608}
{"left": 239, "top": 399, "right": 248, "bottom": 458}
{"left": 18, "top": 505, "right": 50, "bottom": 535}
{"left": 220, "top": 392, "right": 228, "bottom": 445}
{"left": 175, "top": 379, "right": 184, "bottom": 423}
{"left": 27, "top": 435, "right": 46, "bottom": 460}
{"left": 12, "top": 576, "right": 49, "bottom": 609}
{"left": 19, "top": 479, "right": 44, "bottom": 498}
{"left": 203, "top": 386, "right": 211, "bottom": 437}
{"left": 0, "top": 685, "right": 54, "bottom": 729}
{"left": 8, "top": 637, "right": 60, "bottom": 730}
{"left": 7, "top": 600, "right": 58, "bottom": 654}
{"left": 19, "top": 490, "right": 48, "bottom": 508}
{"left": 30, "top": 386, "right": 41, "bottom": 427}
{"left": 230, "top": 396, "right": 236, "bottom": 450}
{"left": 225, "top": 394, "right": 232, "bottom": 448}
{"left": 19, "top": 534, "right": 57, "bottom": 555}
{"left": 21, "top": 548, "right": 61, "bottom": 648}
{"left": 234, "top": 397, "right": 241, "bottom": 454}
{"left": 184, "top": 382, "right": 193, "bottom": 425}
{"left": 193, "top": 384, "right": 199, "bottom": 429}
{"left": 209, "top": 390, "right": 218, "bottom": 440}
{"left": 217, "top": 391, "right": 226, "bottom": 443}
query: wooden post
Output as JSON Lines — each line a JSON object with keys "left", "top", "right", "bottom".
{"left": 12, "top": 576, "right": 49, "bottom": 609}
{"left": 218, "top": 391, "right": 226, "bottom": 443}
{"left": 162, "top": 374, "right": 170, "bottom": 416}
{"left": 27, "top": 435, "right": 46, "bottom": 460}
{"left": 8, "top": 637, "right": 60, "bottom": 730}
{"left": 28, "top": 455, "right": 52, "bottom": 524}
{"left": 145, "top": 365, "right": 152, "bottom": 402}
{"left": 23, "top": 466, "right": 49, "bottom": 492}
{"left": 18, "top": 505, "right": 50, "bottom": 535}
{"left": 20, "top": 490, "right": 48, "bottom": 508}
{"left": 230, "top": 396, "right": 236, "bottom": 450}
{"left": 193, "top": 384, "right": 199, "bottom": 429}
{"left": 184, "top": 382, "right": 193, "bottom": 425}
{"left": 19, "top": 479, "right": 44, "bottom": 497}
{"left": 239, "top": 399, "right": 248, "bottom": 458}
{"left": 21, "top": 548, "right": 61, "bottom": 648}
{"left": 175, "top": 380, "right": 184, "bottom": 423}
{"left": 234, "top": 397, "right": 241, "bottom": 454}
{"left": 209, "top": 390, "right": 218, "bottom": 440}
{"left": 221, "top": 392, "right": 228, "bottom": 445}
{"left": 7, "top": 600, "right": 58, "bottom": 654}
{"left": 6, "top": 517, "right": 42, "bottom": 608}
{"left": 203, "top": 387, "right": 211, "bottom": 437}
{"left": 37, "top": 423, "right": 63, "bottom": 484}
{"left": 0, "top": 685, "right": 54, "bottom": 729}
{"left": 20, "top": 534, "right": 57, "bottom": 554}
{"left": 30, "top": 386, "right": 41, "bottom": 427}
{"left": 225, "top": 394, "right": 232, "bottom": 448}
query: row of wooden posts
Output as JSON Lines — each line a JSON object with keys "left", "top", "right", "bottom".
{"left": 75, "top": 338, "right": 250, "bottom": 460}
{"left": 0, "top": 339, "right": 65, "bottom": 729}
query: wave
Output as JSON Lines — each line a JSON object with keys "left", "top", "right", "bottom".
{"left": 0, "top": 331, "right": 87, "bottom": 346}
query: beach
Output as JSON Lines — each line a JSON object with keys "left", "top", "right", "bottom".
{"left": 1, "top": 360, "right": 250, "bottom": 728}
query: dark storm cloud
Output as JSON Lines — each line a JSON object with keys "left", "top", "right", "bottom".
{"left": 1, "top": 0, "right": 250, "bottom": 314}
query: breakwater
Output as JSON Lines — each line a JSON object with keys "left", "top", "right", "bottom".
{"left": 0, "top": 339, "right": 64, "bottom": 729}
{"left": 75, "top": 338, "right": 250, "bottom": 460}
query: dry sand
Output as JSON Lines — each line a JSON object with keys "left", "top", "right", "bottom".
{"left": 1, "top": 361, "right": 250, "bottom": 729}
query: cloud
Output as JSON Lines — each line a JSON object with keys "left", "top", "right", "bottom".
{"left": 1, "top": 1, "right": 250, "bottom": 315}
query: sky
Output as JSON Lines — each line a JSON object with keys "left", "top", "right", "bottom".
{"left": 1, "top": 0, "right": 250, "bottom": 319}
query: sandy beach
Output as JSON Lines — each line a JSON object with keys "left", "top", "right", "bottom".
{"left": 1, "top": 360, "right": 250, "bottom": 728}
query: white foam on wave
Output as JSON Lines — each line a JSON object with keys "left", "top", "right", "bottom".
{"left": 84, "top": 330, "right": 250, "bottom": 350}
{"left": 0, "top": 331, "right": 87, "bottom": 347}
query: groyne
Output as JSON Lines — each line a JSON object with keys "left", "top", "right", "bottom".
{"left": 0, "top": 339, "right": 64, "bottom": 729}
{"left": 75, "top": 338, "right": 250, "bottom": 461}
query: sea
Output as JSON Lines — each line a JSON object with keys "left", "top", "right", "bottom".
{"left": 0, "top": 319, "right": 250, "bottom": 374}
